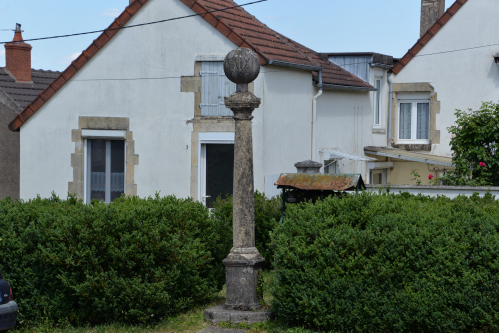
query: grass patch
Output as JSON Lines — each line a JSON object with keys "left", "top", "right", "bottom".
{"left": 12, "top": 271, "right": 329, "bottom": 333}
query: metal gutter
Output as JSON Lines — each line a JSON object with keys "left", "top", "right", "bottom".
{"left": 311, "top": 70, "right": 323, "bottom": 161}
{"left": 322, "top": 84, "right": 376, "bottom": 92}
{"left": 267, "top": 60, "right": 322, "bottom": 72}
{"left": 370, "top": 63, "right": 393, "bottom": 69}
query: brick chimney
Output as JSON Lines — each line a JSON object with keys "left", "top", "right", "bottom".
{"left": 4, "top": 23, "right": 32, "bottom": 82}
{"left": 421, "top": 0, "right": 445, "bottom": 37}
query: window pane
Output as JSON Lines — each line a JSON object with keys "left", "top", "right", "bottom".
{"left": 399, "top": 103, "right": 412, "bottom": 139}
{"left": 417, "top": 103, "right": 430, "bottom": 140}
{"left": 374, "top": 80, "right": 381, "bottom": 125}
{"left": 205, "top": 144, "right": 234, "bottom": 208}
{"left": 90, "top": 140, "right": 106, "bottom": 201}
{"left": 110, "top": 141, "right": 125, "bottom": 202}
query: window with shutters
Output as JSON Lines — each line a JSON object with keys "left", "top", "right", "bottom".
{"left": 200, "top": 61, "right": 236, "bottom": 117}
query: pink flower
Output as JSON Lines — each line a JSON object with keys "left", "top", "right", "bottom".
{"left": 451, "top": 134, "right": 456, "bottom": 138}
{"left": 479, "top": 162, "right": 486, "bottom": 167}
{"left": 459, "top": 126, "right": 463, "bottom": 130}
{"left": 428, "top": 174, "right": 435, "bottom": 180}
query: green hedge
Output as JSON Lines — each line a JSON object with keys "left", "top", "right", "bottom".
{"left": 211, "top": 191, "right": 281, "bottom": 270}
{"left": 271, "top": 191, "right": 499, "bottom": 332}
{"left": 0, "top": 194, "right": 230, "bottom": 326}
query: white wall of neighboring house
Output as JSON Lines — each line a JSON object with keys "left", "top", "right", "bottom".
{"left": 315, "top": 90, "right": 372, "bottom": 179}
{"left": 391, "top": 0, "right": 499, "bottom": 157}
{"left": 19, "top": 0, "right": 373, "bottom": 200}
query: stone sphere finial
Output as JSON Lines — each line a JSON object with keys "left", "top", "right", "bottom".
{"left": 224, "top": 48, "right": 260, "bottom": 84}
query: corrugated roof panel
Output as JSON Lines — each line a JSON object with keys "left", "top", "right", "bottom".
{"left": 275, "top": 173, "right": 364, "bottom": 191}
{"left": 365, "top": 148, "right": 454, "bottom": 167}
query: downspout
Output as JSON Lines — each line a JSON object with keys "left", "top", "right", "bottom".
{"left": 387, "top": 73, "right": 393, "bottom": 147}
{"left": 312, "top": 70, "right": 323, "bottom": 161}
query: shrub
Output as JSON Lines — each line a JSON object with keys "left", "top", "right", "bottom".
{"left": 271, "top": 191, "right": 499, "bottom": 332}
{"left": 0, "top": 194, "right": 229, "bottom": 327}
{"left": 211, "top": 191, "right": 281, "bottom": 270}
{"left": 446, "top": 102, "right": 499, "bottom": 186}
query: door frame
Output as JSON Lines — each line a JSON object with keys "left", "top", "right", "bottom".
{"left": 197, "top": 132, "right": 235, "bottom": 206}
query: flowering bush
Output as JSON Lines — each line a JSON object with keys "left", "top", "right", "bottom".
{"left": 446, "top": 102, "right": 499, "bottom": 185}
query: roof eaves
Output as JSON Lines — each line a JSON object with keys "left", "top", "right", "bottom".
{"left": 322, "top": 84, "right": 376, "bottom": 92}
{"left": 392, "top": 0, "right": 468, "bottom": 75}
{"left": 9, "top": 0, "right": 149, "bottom": 131}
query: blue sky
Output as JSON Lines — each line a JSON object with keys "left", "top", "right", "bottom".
{"left": 0, "top": 0, "right": 453, "bottom": 71}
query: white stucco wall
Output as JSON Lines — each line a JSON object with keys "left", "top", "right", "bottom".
{"left": 392, "top": 0, "right": 499, "bottom": 156}
{"left": 19, "top": 0, "right": 377, "bottom": 200}
{"left": 315, "top": 90, "right": 373, "bottom": 180}
{"left": 20, "top": 0, "right": 238, "bottom": 200}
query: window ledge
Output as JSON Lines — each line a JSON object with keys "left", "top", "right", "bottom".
{"left": 392, "top": 143, "right": 431, "bottom": 151}
{"left": 372, "top": 128, "right": 386, "bottom": 134}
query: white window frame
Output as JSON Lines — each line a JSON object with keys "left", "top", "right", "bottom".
{"left": 83, "top": 130, "right": 126, "bottom": 204}
{"left": 373, "top": 77, "right": 383, "bottom": 127}
{"left": 197, "top": 132, "right": 235, "bottom": 206}
{"left": 369, "top": 169, "right": 387, "bottom": 185}
{"left": 397, "top": 93, "right": 431, "bottom": 144}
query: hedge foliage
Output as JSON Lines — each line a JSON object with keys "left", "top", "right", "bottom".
{"left": 211, "top": 191, "right": 281, "bottom": 270}
{"left": 0, "top": 194, "right": 230, "bottom": 327}
{"left": 271, "top": 191, "right": 499, "bottom": 332}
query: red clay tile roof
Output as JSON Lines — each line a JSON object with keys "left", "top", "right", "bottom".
{"left": 0, "top": 68, "right": 60, "bottom": 110}
{"left": 9, "top": 0, "right": 371, "bottom": 131}
{"left": 392, "top": 0, "right": 468, "bottom": 75}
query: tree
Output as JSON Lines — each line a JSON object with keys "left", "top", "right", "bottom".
{"left": 446, "top": 102, "right": 499, "bottom": 186}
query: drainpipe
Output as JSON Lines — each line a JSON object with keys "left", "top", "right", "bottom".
{"left": 312, "top": 70, "right": 323, "bottom": 161}
{"left": 387, "top": 73, "right": 393, "bottom": 147}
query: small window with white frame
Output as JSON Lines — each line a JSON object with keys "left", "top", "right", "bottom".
{"left": 324, "top": 159, "right": 337, "bottom": 174}
{"left": 373, "top": 77, "right": 382, "bottom": 127}
{"left": 397, "top": 93, "right": 430, "bottom": 144}
{"left": 370, "top": 169, "right": 387, "bottom": 185}
{"left": 83, "top": 130, "right": 126, "bottom": 203}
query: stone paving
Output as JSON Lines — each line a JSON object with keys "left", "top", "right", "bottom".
{"left": 197, "top": 326, "right": 247, "bottom": 333}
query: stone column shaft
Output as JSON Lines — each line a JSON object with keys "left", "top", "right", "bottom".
{"left": 233, "top": 112, "right": 255, "bottom": 249}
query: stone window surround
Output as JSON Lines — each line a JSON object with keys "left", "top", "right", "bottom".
{"left": 181, "top": 59, "right": 254, "bottom": 200}
{"left": 391, "top": 82, "right": 440, "bottom": 151}
{"left": 69, "top": 116, "right": 139, "bottom": 201}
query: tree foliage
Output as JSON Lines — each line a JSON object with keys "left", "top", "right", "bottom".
{"left": 446, "top": 102, "right": 499, "bottom": 185}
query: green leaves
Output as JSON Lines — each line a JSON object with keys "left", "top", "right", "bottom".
{"left": 211, "top": 191, "right": 281, "bottom": 270}
{"left": 0, "top": 194, "right": 229, "bottom": 327}
{"left": 270, "top": 192, "right": 499, "bottom": 332}
{"left": 447, "top": 102, "right": 499, "bottom": 185}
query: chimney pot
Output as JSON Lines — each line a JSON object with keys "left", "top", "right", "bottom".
{"left": 421, "top": 0, "right": 445, "bottom": 37}
{"left": 5, "top": 23, "right": 32, "bottom": 82}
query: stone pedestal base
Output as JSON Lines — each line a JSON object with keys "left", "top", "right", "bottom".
{"left": 204, "top": 305, "right": 273, "bottom": 324}
{"left": 223, "top": 247, "right": 265, "bottom": 310}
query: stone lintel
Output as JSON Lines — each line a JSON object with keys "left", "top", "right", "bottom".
{"left": 79, "top": 116, "right": 129, "bottom": 130}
